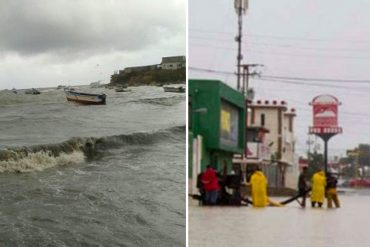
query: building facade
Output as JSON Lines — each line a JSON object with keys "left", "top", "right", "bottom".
{"left": 248, "top": 100, "right": 298, "bottom": 189}
{"left": 188, "top": 79, "right": 245, "bottom": 195}
{"left": 160, "top": 56, "right": 186, "bottom": 70}
{"left": 118, "top": 56, "right": 186, "bottom": 74}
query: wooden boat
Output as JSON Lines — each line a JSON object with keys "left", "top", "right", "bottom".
{"left": 65, "top": 90, "right": 106, "bottom": 105}
{"left": 25, "top": 88, "right": 41, "bottom": 95}
{"left": 115, "top": 87, "right": 130, "bottom": 92}
{"left": 163, "top": 86, "right": 185, "bottom": 93}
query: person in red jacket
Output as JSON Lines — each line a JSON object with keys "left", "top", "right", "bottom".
{"left": 201, "top": 165, "right": 219, "bottom": 205}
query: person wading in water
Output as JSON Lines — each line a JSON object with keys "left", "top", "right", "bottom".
{"left": 298, "top": 167, "right": 309, "bottom": 208}
{"left": 311, "top": 169, "right": 326, "bottom": 208}
{"left": 201, "top": 165, "right": 219, "bottom": 205}
{"left": 326, "top": 172, "right": 340, "bottom": 208}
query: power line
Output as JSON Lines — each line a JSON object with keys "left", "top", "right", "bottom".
{"left": 190, "top": 28, "right": 370, "bottom": 44}
{"left": 190, "top": 35, "right": 370, "bottom": 53}
{"left": 255, "top": 78, "right": 370, "bottom": 90}
{"left": 261, "top": 75, "right": 370, "bottom": 83}
{"left": 250, "top": 80, "right": 370, "bottom": 98}
{"left": 189, "top": 66, "right": 234, "bottom": 75}
{"left": 190, "top": 42, "right": 370, "bottom": 60}
{"left": 257, "top": 92, "right": 370, "bottom": 119}
{"left": 189, "top": 66, "right": 370, "bottom": 84}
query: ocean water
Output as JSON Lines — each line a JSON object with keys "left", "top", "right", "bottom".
{"left": 0, "top": 85, "right": 185, "bottom": 246}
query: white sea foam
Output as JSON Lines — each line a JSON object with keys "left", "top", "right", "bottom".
{"left": 0, "top": 150, "right": 85, "bottom": 173}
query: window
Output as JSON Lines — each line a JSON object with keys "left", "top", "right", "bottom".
{"left": 289, "top": 117, "right": 293, "bottom": 132}
{"left": 261, "top": 114, "right": 265, "bottom": 126}
{"left": 246, "top": 129, "right": 260, "bottom": 142}
{"left": 220, "top": 101, "right": 239, "bottom": 148}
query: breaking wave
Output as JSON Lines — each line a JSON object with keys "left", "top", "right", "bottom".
{"left": 0, "top": 151, "right": 85, "bottom": 173}
{"left": 128, "top": 96, "right": 185, "bottom": 106}
{"left": 0, "top": 125, "right": 185, "bottom": 173}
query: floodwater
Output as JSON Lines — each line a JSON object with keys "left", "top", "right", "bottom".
{"left": 189, "top": 189, "right": 370, "bottom": 247}
{"left": 0, "top": 86, "right": 185, "bottom": 246}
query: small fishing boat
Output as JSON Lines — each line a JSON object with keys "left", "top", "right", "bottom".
{"left": 163, "top": 86, "right": 185, "bottom": 93}
{"left": 63, "top": 87, "right": 75, "bottom": 91}
{"left": 65, "top": 90, "right": 106, "bottom": 105}
{"left": 25, "top": 88, "right": 41, "bottom": 95}
{"left": 115, "top": 87, "right": 130, "bottom": 92}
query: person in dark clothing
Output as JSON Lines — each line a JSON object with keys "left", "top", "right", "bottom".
{"left": 297, "top": 167, "right": 309, "bottom": 208}
{"left": 326, "top": 172, "right": 340, "bottom": 208}
{"left": 196, "top": 172, "right": 206, "bottom": 205}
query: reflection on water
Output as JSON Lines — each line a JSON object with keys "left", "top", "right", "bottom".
{"left": 189, "top": 191, "right": 370, "bottom": 247}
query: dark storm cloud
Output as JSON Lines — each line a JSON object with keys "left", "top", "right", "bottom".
{"left": 0, "top": 0, "right": 185, "bottom": 57}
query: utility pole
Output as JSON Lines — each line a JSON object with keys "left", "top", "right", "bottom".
{"left": 240, "top": 64, "right": 263, "bottom": 96}
{"left": 306, "top": 134, "right": 313, "bottom": 166}
{"left": 234, "top": 0, "right": 248, "bottom": 91}
{"left": 240, "top": 63, "right": 262, "bottom": 162}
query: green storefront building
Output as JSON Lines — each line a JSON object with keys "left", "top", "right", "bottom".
{"left": 188, "top": 79, "right": 246, "bottom": 194}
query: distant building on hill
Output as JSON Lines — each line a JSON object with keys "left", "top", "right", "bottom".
{"left": 118, "top": 55, "right": 185, "bottom": 74}
{"left": 159, "top": 56, "right": 186, "bottom": 70}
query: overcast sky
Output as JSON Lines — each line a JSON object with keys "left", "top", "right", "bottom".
{"left": 189, "top": 0, "right": 370, "bottom": 158}
{"left": 0, "top": 0, "right": 185, "bottom": 90}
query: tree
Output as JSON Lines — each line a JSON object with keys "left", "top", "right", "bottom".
{"left": 307, "top": 151, "right": 324, "bottom": 179}
{"left": 358, "top": 144, "right": 370, "bottom": 167}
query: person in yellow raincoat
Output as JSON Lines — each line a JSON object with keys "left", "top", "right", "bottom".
{"left": 250, "top": 168, "right": 269, "bottom": 207}
{"left": 310, "top": 169, "right": 326, "bottom": 208}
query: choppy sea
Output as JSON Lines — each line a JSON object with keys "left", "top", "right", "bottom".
{"left": 0, "top": 85, "right": 185, "bottom": 246}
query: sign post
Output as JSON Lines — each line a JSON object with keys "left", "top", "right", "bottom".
{"left": 309, "top": 95, "right": 343, "bottom": 174}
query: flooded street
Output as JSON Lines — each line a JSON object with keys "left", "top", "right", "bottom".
{"left": 189, "top": 190, "right": 370, "bottom": 247}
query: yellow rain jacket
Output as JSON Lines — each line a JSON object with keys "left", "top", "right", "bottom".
{"left": 311, "top": 171, "right": 326, "bottom": 203}
{"left": 250, "top": 171, "right": 268, "bottom": 207}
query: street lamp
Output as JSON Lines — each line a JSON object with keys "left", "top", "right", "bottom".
{"left": 234, "top": 0, "right": 248, "bottom": 14}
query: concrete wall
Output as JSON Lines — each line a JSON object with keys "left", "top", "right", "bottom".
{"left": 161, "top": 62, "right": 185, "bottom": 70}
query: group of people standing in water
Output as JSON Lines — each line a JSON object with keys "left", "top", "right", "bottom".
{"left": 299, "top": 167, "right": 340, "bottom": 209}
{"left": 198, "top": 164, "right": 340, "bottom": 209}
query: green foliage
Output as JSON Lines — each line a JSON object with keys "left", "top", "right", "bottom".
{"left": 341, "top": 165, "right": 355, "bottom": 178}
{"left": 307, "top": 152, "right": 324, "bottom": 179}
{"left": 271, "top": 151, "right": 281, "bottom": 161}
{"left": 358, "top": 144, "right": 370, "bottom": 166}
{"left": 339, "top": 144, "right": 370, "bottom": 178}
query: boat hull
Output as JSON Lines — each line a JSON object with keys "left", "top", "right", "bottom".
{"left": 65, "top": 91, "right": 106, "bottom": 105}
{"left": 163, "top": 86, "right": 185, "bottom": 93}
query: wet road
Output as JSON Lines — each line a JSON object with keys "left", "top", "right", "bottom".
{"left": 189, "top": 190, "right": 370, "bottom": 247}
